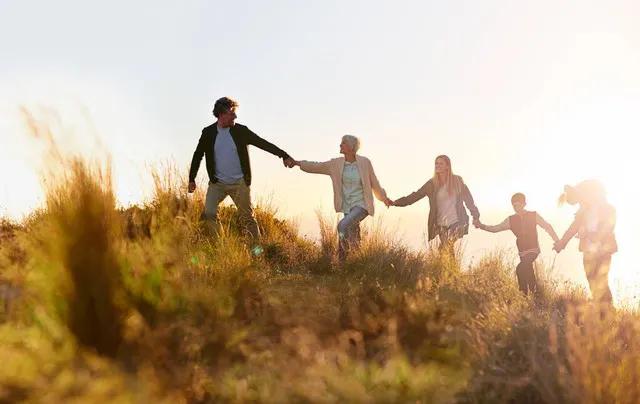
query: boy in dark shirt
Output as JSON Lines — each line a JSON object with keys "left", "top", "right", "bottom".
{"left": 478, "top": 193, "right": 559, "bottom": 295}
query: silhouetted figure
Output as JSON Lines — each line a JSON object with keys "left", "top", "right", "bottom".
{"left": 554, "top": 180, "right": 617, "bottom": 306}
{"left": 478, "top": 193, "right": 559, "bottom": 295}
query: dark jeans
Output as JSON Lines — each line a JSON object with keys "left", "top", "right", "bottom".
{"left": 435, "top": 223, "right": 464, "bottom": 255}
{"left": 516, "top": 252, "right": 539, "bottom": 295}
{"left": 337, "top": 206, "right": 368, "bottom": 261}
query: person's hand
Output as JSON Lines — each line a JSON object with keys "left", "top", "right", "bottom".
{"left": 553, "top": 240, "right": 563, "bottom": 253}
{"left": 283, "top": 157, "right": 298, "bottom": 168}
{"left": 383, "top": 197, "right": 394, "bottom": 207}
{"left": 188, "top": 181, "right": 196, "bottom": 193}
{"left": 472, "top": 218, "right": 481, "bottom": 228}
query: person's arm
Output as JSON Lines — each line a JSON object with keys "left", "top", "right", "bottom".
{"left": 244, "top": 126, "right": 291, "bottom": 160}
{"left": 555, "top": 217, "right": 580, "bottom": 252}
{"left": 460, "top": 179, "right": 480, "bottom": 221}
{"left": 536, "top": 213, "right": 560, "bottom": 242}
{"left": 479, "top": 218, "right": 510, "bottom": 233}
{"left": 394, "top": 181, "right": 430, "bottom": 207}
{"left": 188, "top": 130, "right": 207, "bottom": 191}
{"left": 298, "top": 160, "right": 333, "bottom": 175}
{"left": 367, "top": 160, "right": 389, "bottom": 203}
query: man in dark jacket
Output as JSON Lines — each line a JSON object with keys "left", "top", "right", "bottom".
{"left": 188, "top": 97, "right": 295, "bottom": 255}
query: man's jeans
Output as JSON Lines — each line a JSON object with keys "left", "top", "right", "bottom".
{"left": 337, "top": 206, "right": 368, "bottom": 261}
{"left": 203, "top": 180, "right": 260, "bottom": 241}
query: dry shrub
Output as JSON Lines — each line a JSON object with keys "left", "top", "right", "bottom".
{"left": 5, "top": 109, "right": 640, "bottom": 402}
{"left": 43, "top": 158, "right": 127, "bottom": 357}
{"left": 557, "top": 306, "right": 640, "bottom": 404}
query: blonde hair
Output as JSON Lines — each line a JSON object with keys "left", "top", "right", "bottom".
{"left": 558, "top": 180, "right": 606, "bottom": 207}
{"left": 432, "top": 155, "right": 460, "bottom": 196}
{"left": 342, "top": 135, "right": 360, "bottom": 153}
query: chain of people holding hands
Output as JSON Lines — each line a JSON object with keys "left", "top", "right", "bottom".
{"left": 188, "top": 97, "right": 618, "bottom": 306}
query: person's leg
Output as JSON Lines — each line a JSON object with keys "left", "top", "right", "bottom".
{"left": 517, "top": 253, "right": 539, "bottom": 295}
{"left": 337, "top": 215, "right": 350, "bottom": 262}
{"left": 515, "top": 259, "right": 528, "bottom": 294}
{"left": 438, "top": 223, "right": 462, "bottom": 257}
{"left": 352, "top": 221, "right": 362, "bottom": 246}
{"left": 227, "top": 181, "right": 261, "bottom": 242}
{"left": 337, "top": 206, "right": 368, "bottom": 261}
{"left": 346, "top": 207, "right": 367, "bottom": 251}
{"left": 203, "top": 182, "right": 227, "bottom": 233}
{"left": 528, "top": 254, "right": 539, "bottom": 295}
{"left": 437, "top": 226, "right": 450, "bottom": 251}
{"left": 584, "top": 254, "right": 613, "bottom": 305}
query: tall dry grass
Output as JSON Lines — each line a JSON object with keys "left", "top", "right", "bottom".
{"left": 43, "top": 158, "right": 126, "bottom": 357}
{"left": 2, "top": 112, "right": 640, "bottom": 402}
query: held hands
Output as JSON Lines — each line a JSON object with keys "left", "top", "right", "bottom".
{"left": 188, "top": 181, "right": 196, "bottom": 193}
{"left": 472, "top": 218, "right": 481, "bottom": 229}
{"left": 383, "top": 197, "right": 394, "bottom": 207}
{"left": 553, "top": 240, "right": 564, "bottom": 253}
{"left": 283, "top": 157, "right": 299, "bottom": 168}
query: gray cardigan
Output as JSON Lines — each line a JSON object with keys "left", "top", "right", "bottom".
{"left": 395, "top": 176, "right": 480, "bottom": 241}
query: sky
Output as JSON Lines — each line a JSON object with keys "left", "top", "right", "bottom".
{"left": 1, "top": 0, "right": 640, "bottom": 305}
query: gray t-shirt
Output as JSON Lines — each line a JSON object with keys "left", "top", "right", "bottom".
{"left": 214, "top": 126, "right": 244, "bottom": 184}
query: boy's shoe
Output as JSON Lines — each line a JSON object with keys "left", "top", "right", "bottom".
{"left": 251, "top": 245, "right": 264, "bottom": 257}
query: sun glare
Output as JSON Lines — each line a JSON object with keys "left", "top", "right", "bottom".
{"left": 523, "top": 121, "right": 640, "bottom": 305}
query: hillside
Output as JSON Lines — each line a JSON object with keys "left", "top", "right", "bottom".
{"left": 0, "top": 160, "right": 638, "bottom": 403}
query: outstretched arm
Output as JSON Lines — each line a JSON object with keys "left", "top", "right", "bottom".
{"left": 536, "top": 213, "right": 560, "bottom": 243}
{"left": 394, "top": 181, "right": 430, "bottom": 207}
{"left": 479, "top": 218, "right": 510, "bottom": 233}
{"left": 298, "top": 160, "right": 333, "bottom": 175}
{"left": 555, "top": 217, "right": 580, "bottom": 252}
{"left": 245, "top": 127, "right": 291, "bottom": 160}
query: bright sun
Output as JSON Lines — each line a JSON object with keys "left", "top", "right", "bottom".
{"left": 525, "top": 121, "right": 640, "bottom": 306}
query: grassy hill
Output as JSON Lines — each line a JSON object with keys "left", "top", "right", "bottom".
{"left": 1, "top": 159, "right": 639, "bottom": 403}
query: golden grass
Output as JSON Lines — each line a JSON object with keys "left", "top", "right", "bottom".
{"left": 1, "top": 122, "right": 639, "bottom": 401}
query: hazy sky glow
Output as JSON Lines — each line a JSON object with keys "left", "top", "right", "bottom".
{"left": 1, "top": 1, "right": 639, "bottom": 305}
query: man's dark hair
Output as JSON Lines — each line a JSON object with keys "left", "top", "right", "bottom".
{"left": 213, "top": 97, "right": 239, "bottom": 117}
{"left": 511, "top": 192, "right": 526, "bottom": 204}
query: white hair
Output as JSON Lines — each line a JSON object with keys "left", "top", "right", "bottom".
{"left": 342, "top": 135, "right": 360, "bottom": 153}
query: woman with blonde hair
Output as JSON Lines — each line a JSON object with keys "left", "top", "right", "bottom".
{"left": 554, "top": 179, "right": 617, "bottom": 306}
{"left": 392, "top": 155, "right": 480, "bottom": 250}
{"left": 290, "top": 135, "right": 393, "bottom": 261}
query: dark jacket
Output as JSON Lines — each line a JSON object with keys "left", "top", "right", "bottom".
{"left": 394, "top": 175, "right": 480, "bottom": 241}
{"left": 189, "top": 123, "right": 290, "bottom": 186}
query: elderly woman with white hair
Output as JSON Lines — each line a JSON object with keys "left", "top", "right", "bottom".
{"left": 290, "top": 135, "right": 393, "bottom": 261}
